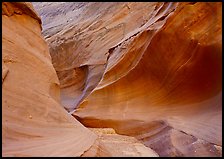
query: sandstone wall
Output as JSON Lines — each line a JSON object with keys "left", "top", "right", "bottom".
{"left": 32, "top": 2, "right": 222, "bottom": 157}
{"left": 2, "top": 2, "right": 97, "bottom": 156}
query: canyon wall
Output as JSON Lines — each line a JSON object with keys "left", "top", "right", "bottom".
{"left": 6, "top": 2, "right": 221, "bottom": 157}
{"left": 2, "top": 2, "right": 158, "bottom": 157}
{"left": 2, "top": 2, "right": 97, "bottom": 156}
{"left": 74, "top": 3, "right": 222, "bottom": 156}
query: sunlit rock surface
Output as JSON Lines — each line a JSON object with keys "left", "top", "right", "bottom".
{"left": 2, "top": 2, "right": 97, "bottom": 157}
{"left": 17, "top": 2, "right": 223, "bottom": 157}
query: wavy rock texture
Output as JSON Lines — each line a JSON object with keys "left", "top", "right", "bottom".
{"left": 33, "top": 2, "right": 222, "bottom": 157}
{"left": 33, "top": 2, "right": 178, "bottom": 112}
{"left": 2, "top": 2, "right": 97, "bottom": 157}
{"left": 2, "top": 2, "right": 158, "bottom": 157}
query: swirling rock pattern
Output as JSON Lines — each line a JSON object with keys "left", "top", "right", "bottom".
{"left": 33, "top": 2, "right": 178, "bottom": 112}
{"left": 33, "top": 2, "right": 222, "bottom": 157}
{"left": 2, "top": 2, "right": 158, "bottom": 157}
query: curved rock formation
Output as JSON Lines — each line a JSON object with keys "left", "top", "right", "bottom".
{"left": 33, "top": 2, "right": 179, "bottom": 112}
{"left": 28, "top": 2, "right": 222, "bottom": 157}
{"left": 2, "top": 2, "right": 158, "bottom": 157}
{"left": 2, "top": 2, "right": 97, "bottom": 156}
{"left": 73, "top": 3, "right": 222, "bottom": 156}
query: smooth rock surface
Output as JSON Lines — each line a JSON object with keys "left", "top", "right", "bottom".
{"left": 32, "top": 2, "right": 222, "bottom": 157}
{"left": 2, "top": 2, "right": 97, "bottom": 157}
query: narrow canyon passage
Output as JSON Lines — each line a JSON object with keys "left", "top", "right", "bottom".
{"left": 2, "top": 2, "right": 222, "bottom": 157}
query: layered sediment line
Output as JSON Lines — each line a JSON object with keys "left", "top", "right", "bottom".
{"left": 32, "top": 2, "right": 222, "bottom": 157}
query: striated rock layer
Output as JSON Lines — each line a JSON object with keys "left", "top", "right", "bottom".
{"left": 33, "top": 2, "right": 222, "bottom": 157}
{"left": 2, "top": 2, "right": 158, "bottom": 157}
{"left": 33, "top": 2, "right": 179, "bottom": 112}
{"left": 2, "top": 2, "right": 97, "bottom": 157}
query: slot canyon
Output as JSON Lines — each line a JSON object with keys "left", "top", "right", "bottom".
{"left": 2, "top": 2, "right": 222, "bottom": 157}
